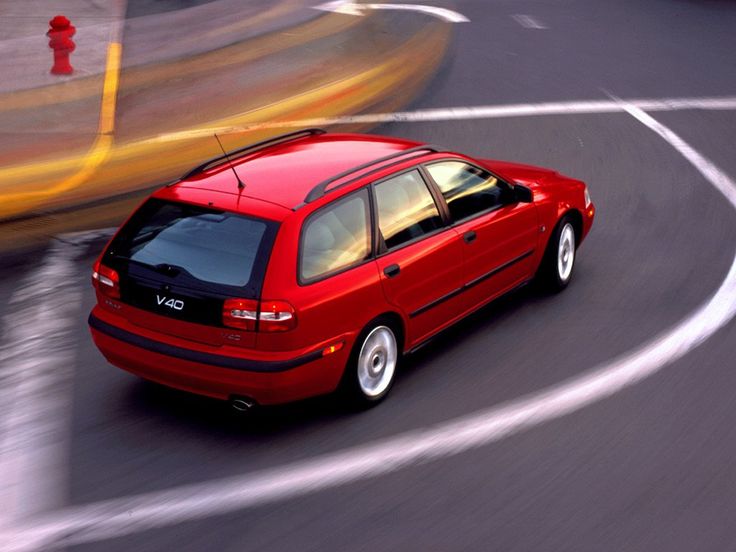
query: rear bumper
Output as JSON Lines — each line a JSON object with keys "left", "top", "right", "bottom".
{"left": 88, "top": 310, "right": 347, "bottom": 405}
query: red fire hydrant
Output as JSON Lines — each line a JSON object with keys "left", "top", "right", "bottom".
{"left": 47, "top": 15, "right": 76, "bottom": 75}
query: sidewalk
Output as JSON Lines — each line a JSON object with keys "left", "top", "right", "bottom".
{"left": 0, "top": 0, "right": 316, "bottom": 94}
{"left": 0, "top": 0, "right": 126, "bottom": 93}
{"left": 0, "top": 0, "right": 328, "bottom": 171}
{"left": 0, "top": 2, "right": 365, "bottom": 169}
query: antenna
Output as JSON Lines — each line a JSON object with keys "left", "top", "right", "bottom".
{"left": 214, "top": 133, "right": 245, "bottom": 190}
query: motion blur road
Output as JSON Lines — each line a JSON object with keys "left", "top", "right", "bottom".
{"left": 3, "top": 0, "right": 736, "bottom": 550}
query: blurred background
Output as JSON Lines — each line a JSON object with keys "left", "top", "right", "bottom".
{"left": 2, "top": 0, "right": 736, "bottom": 550}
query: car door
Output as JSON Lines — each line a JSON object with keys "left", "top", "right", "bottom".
{"left": 372, "top": 168, "right": 466, "bottom": 347}
{"left": 424, "top": 160, "right": 538, "bottom": 312}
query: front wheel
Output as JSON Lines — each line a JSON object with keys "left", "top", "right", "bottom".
{"left": 341, "top": 321, "right": 399, "bottom": 407}
{"left": 537, "top": 216, "right": 577, "bottom": 292}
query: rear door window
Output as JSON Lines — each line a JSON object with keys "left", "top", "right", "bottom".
{"left": 300, "top": 189, "right": 371, "bottom": 283}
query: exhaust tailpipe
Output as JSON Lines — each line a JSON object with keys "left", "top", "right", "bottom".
{"left": 230, "top": 396, "right": 256, "bottom": 413}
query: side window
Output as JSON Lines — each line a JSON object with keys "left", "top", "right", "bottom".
{"left": 426, "top": 161, "right": 507, "bottom": 222}
{"left": 374, "top": 169, "right": 443, "bottom": 250}
{"left": 300, "top": 189, "right": 371, "bottom": 282}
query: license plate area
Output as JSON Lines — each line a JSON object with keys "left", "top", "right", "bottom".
{"left": 121, "top": 278, "right": 223, "bottom": 326}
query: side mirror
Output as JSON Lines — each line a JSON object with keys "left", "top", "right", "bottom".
{"left": 513, "top": 184, "right": 533, "bottom": 203}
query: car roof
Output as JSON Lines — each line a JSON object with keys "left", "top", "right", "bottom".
{"left": 173, "top": 132, "right": 424, "bottom": 212}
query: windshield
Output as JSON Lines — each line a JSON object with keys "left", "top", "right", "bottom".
{"left": 105, "top": 199, "right": 277, "bottom": 293}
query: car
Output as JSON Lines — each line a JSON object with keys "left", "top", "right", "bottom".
{"left": 89, "top": 128, "right": 595, "bottom": 411}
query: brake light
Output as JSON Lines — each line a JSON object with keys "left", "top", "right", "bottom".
{"left": 223, "top": 298, "right": 258, "bottom": 331}
{"left": 222, "top": 299, "right": 296, "bottom": 332}
{"left": 92, "top": 260, "right": 120, "bottom": 299}
{"left": 259, "top": 300, "right": 296, "bottom": 332}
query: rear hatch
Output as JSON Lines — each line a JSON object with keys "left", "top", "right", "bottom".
{"left": 101, "top": 198, "right": 278, "bottom": 348}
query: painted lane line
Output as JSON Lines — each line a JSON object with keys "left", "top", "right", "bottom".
{"left": 314, "top": 1, "right": 470, "bottom": 23}
{"left": 5, "top": 108, "right": 736, "bottom": 551}
{"left": 609, "top": 93, "right": 736, "bottom": 206}
{"left": 0, "top": 239, "right": 86, "bottom": 528}
{"left": 274, "top": 96, "right": 736, "bottom": 125}
{"left": 141, "top": 95, "right": 736, "bottom": 143}
{"left": 511, "top": 14, "right": 547, "bottom": 29}
{"left": 363, "top": 3, "right": 469, "bottom": 22}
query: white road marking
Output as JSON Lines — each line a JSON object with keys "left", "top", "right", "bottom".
{"left": 3, "top": 103, "right": 736, "bottom": 551}
{"left": 0, "top": 230, "right": 113, "bottom": 552}
{"left": 511, "top": 14, "right": 547, "bottom": 29}
{"left": 609, "top": 93, "right": 736, "bottom": 206}
{"left": 0, "top": 242, "right": 82, "bottom": 524}
{"left": 314, "top": 1, "right": 470, "bottom": 22}
{"left": 143, "top": 95, "right": 736, "bottom": 143}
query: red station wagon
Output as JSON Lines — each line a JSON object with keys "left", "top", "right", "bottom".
{"left": 89, "top": 129, "right": 595, "bottom": 410}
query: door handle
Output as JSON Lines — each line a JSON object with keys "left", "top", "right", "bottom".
{"left": 383, "top": 264, "right": 400, "bottom": 278}
{"left": 463, "top": 230, "right": 477, "bottom": 244}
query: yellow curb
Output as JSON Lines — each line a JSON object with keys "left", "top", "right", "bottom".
{"left": 99, "top": 42, "right": 122, "bottom": 135}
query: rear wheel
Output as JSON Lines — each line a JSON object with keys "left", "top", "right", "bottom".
{"left": 341, "top": 319, "right": 399, "bottom": 407}
{"left": 537, "top": 216, "right": 577, "bottom": 292}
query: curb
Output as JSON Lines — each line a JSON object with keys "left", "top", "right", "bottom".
{"left": 0, "top": 0, "right": 310, "bottom": 106}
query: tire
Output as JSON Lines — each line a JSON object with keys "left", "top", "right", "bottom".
{"left": 537, "top": 215, "right": 577, "bottom": 292}
{"left": 340, "top": 318, "right": 400, "bottom": 407}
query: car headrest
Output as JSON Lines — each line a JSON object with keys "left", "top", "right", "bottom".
{"left": 305, "top": 219, "right": 336, "bottom": 251}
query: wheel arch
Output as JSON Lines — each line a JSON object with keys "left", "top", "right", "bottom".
{"left": 377, "top": 311, "right": 406, "bottom": 353}
{"left": 358, "top": 311, "right": 406, "bottom": 355}
{"left": 339, "top": 310, "right": 405, "bottom": 406}
{"left": 562, "top": 208, "right": 584, "bottom": 246}
{"left": 541, "top": 207, "right": 582, "bottom": 255}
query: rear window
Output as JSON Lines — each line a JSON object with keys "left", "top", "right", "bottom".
{"left": 105, "top": 199, "right": 277, "bottom": 293}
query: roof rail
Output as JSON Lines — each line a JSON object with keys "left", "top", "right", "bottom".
{"left": 180, "top": 128, "right": 326, "bottom": 181}
{"left": 302, "top": 144, "right": 444, "bottom": 204}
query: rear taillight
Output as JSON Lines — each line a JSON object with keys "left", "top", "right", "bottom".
{"left": 258, "top": 300, "right": 296, "bottom": 332}
{"left": 222, "top": 298, "right": 258, "bottom": 331}
{"left": 92, "top": 260, "right": 120, "bottom": 299}
{"left": 223, "top": 299, "right": 296, "bottom": 332}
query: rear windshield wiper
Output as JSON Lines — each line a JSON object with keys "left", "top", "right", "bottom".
{"left": 152, "top": 263, "right": 186, "bottom": 278}
{"left": 108, "top": 255, "right": 195, "bottom": 280}
{"left": 108, "top": 255, "right": 238, "bottom": 296}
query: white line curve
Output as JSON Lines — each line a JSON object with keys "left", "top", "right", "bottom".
{"left": 4, "top": 102, "right": 736, "bottom": 552}
{"left": 0, "top": 240, "right": 81, "bottom": 524}
{"left": 313, "top": 1, "right": 470, "bottom": 23}
{"left": 143, "top": 95, "right": 736, "bottom": 143}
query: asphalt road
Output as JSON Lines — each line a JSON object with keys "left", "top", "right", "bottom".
{"left": 3, "top": 0, "right": 736, "bottom": 550}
